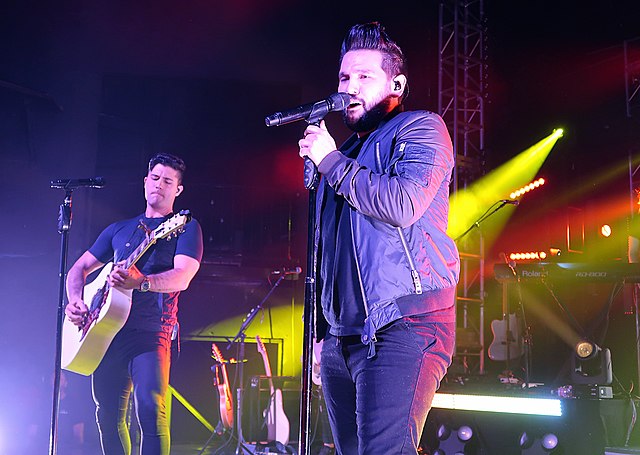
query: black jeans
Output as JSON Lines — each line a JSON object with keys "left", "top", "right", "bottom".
{"left": 321, "top": 316, "right": 455, "bottom": 455}
{"left": 91, "top": 329, "right": 171, "bottom": 455}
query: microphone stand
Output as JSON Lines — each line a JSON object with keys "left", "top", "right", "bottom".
{"left": 49, "top": 189, "right": 74, "bottom": 455}
{"left": 455, "top": 199, "right": 517, "bottom": 243}
{"left": 455, "top": 200, "right": 519, "bottom": 381}
{"left": 227, "top": 273, "right": 288, "bottom": 455}
{"left": 264, "top": 99, "right": 342, "bottom": 455}
{"left": 298, "top": 110, "right": 332, "bottom": 455}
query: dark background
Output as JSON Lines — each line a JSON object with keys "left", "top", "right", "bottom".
{"left": 0, "top": 0, "right": 638, "bottom": 452}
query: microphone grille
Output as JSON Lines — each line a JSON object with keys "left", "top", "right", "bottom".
{"left": 329, "top": 92, "right": 351, "bottom": 111}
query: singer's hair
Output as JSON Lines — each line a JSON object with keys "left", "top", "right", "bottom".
{"left": 148, "top": 152, "right": 186, "bottom": 183}
{"left": 340, "top": 22, "right": 408, "bottom": 91}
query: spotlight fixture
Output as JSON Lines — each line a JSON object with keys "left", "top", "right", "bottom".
{"left": 509, "top": 251, "right": 547, "bottom": 261}
{"left": 457, "top": 425, "right": 473, "bottom": 442}
{"left": 520, "top": 431, "right": 560, "bottom": 453}
{"left": 509, "top": 177, "right": 546, "bottom": 199}
{"left": 575, "top": 340, "right": 596, "bottom": 359}
{"left": 600, "top": 224, "right": 612, "bottom": 238}
{"left": 571, "top": 340, "right": 612, "bottom": 385}
{"left": 541, "top": 433, "right": 559, "bottom": 450}
{"left": 434, "top": 424, "right": 476, "bottom": 454}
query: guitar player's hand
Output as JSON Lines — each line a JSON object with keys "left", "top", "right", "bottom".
{"left": 108, "top": 263, "right": 145, "bottom": 290}
{"left": 65, "top": 300, "right": 88, "bottom": 327}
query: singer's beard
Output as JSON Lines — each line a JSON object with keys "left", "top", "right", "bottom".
{"left": 343, "top": 95, "right": 395, "bottom": 134}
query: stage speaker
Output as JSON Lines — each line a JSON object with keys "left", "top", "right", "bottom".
{"left": 422, "top": 397, "right": 605, "bottom": 454}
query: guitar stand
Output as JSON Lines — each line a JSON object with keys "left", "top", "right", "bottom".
{"left": 496, "top": 263, "right": 530, "bottom": 387}
{"left": 224, "top": 273, "right": 289, "bottom": 455}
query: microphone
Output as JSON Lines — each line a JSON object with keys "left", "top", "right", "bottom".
{"left": 265, "top": 93, "right": 351, "bottom": 127}
{"left": 271, "top": 266, "right": 303, "bottom": 276}
{"left": 500, "top": 199, "right": 519, "bottom": 206}
{"left": 51, "top": 177, "right": 106, "bottom": 189}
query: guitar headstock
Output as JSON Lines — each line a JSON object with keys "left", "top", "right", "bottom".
{"left": 255, "top": 335, "right": 267, "bottom": 356}
{"left": 151, "top": 210, "right": 191, "bottom": 242}
{"left": 211, "top": 343, "right": 225, "bottom": 364}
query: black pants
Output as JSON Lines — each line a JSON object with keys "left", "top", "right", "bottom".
{"left": 91, "top": 329, "right": 171, "bottom": 455}
{"left": 321, "top": 316, "right": 455, "bottom": 455}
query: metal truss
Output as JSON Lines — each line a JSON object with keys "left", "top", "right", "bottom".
{"left": 438, "top": 0, "right": 487, "bottom": 375}
{"left": 625, "top": 37, "right": 640, "bottom": 120}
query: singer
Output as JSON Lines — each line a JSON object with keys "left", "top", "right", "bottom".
{"left": 297, "top": 23, "right": 459, "bottom": 454}
{"left": 64, "top": 153, "right": 203, "bottom": 455}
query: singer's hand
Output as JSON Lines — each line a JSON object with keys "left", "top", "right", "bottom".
{"left": 298, "top": 120, "right": 338, "bottom": 167}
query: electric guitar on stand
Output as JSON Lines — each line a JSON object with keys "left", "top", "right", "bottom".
{"left": 255, "top": 335, "right": 289, "bottom": 446}
{"left": 488, "top": 313, "right": 524, "bottom": 361}
{"left": 211, "top": 343, "right": 235, "bottom": 430}
{"left": 61, "top": 211, "right": 191, "bottom": 375}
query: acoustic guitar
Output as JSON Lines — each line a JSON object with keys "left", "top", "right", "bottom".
{"left": 255, "top": 335, "right": 289, "bottom": 445}
{"left": 211, "top": 343, "right": 234, "bottom": 430}
{"left": 61, "top": 211, "right": 191, "bottom": 375}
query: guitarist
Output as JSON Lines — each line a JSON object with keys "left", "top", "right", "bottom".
{"left": 64, "top": 153, "right": 203, "bottom": 455}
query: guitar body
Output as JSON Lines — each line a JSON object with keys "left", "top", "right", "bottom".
{"left": 217, "top": 383, "right": 234, "bottom": 430}
{"left": 268, "top": 389, "right": 289, "bottom": 445}
{"left": 61, "top": 263, "right": 132, "bottom": 375}
{"left": 488, "top": 313, "right": 523, "bottom": 361}
{"left": 256, "top": 336, "right": 290, "bottom": 446}
{"left": 312, "top": 339, "right": 322, "bottom": 386}
{"left": 61, "top": 212, "right": 190, "bottom": 376}
{"left": 211, "top": 343, "right": 234, "bottom": 430}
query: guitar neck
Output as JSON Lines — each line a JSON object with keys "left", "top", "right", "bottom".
{"left": 123, "top": 236, "right": 156, "bottom": 270}
{"left": 256, "top": 337, "right": 275, "bottom": 394}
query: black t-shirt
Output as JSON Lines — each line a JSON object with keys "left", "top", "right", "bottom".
{"left": 88, "top": 212, "right": 203, "bottom": 334}
{"left": 319, "top": 138, "right": 367, "bottom": 337}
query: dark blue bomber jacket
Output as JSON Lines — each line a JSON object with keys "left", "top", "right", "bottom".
{"left": 314, "top": 109, "right": 460, "bottom": 356}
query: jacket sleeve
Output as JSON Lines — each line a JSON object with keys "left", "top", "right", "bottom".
{"left": 318, "top": 113, "right": 454, "bottom": 228}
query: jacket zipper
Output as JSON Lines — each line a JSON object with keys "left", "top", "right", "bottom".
{"left": 397, "top": 227, "right": 423, "bottom": 294}
{"left": 379, "top": 141, "right": 422, "bottom": 295}
{"left": 350, "top": 211, "right": 370, "bottom": 320}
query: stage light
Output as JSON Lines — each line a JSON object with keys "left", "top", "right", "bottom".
{"left": 437, "top": 424, "right": 451, "bottom": 440}
{"left": 571, "top": 340, "right": 612, "bottom": 385}
{"left": 553, "top": 128, "right": 564, "bottom": 137}
{"left": 509, "top": 177, "right": 546, "bottom": 199}
{"left": 519, "top": 431, "right": 560, "bottom": 453}
{"left": 575, "top": 340, "right": 596, "bottom": 359}
{"left": 519, "top": 431, "right": 533, "bottom": 449}
{"left": 432, "top": 393, "right": 562, "bottom": 416}
{"left": 600, "top": 224, "right": 612, "bottom": 237}
{"left": 541, "top": 433, "right": 558, "bottom": 450}
{"left": 508, "top": 251, "right": 548, "bottom": 262}
{"left": 457, "top": 425, "right": 473, "bottom": 442}
{"left": 433, "top": 423, "right": 474, "bottom": 454}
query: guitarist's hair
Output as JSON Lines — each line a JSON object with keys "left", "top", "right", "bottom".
{"left": 148, "top": 153, "right": 187, "bottom": 183}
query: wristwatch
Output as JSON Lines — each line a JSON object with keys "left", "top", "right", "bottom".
{"left": 139, "top": 276, "right": 151, "bottom": 292}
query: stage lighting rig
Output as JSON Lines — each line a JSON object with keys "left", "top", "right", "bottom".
{"left": 571, "top": 340, "right": 612, "bottom": 385}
